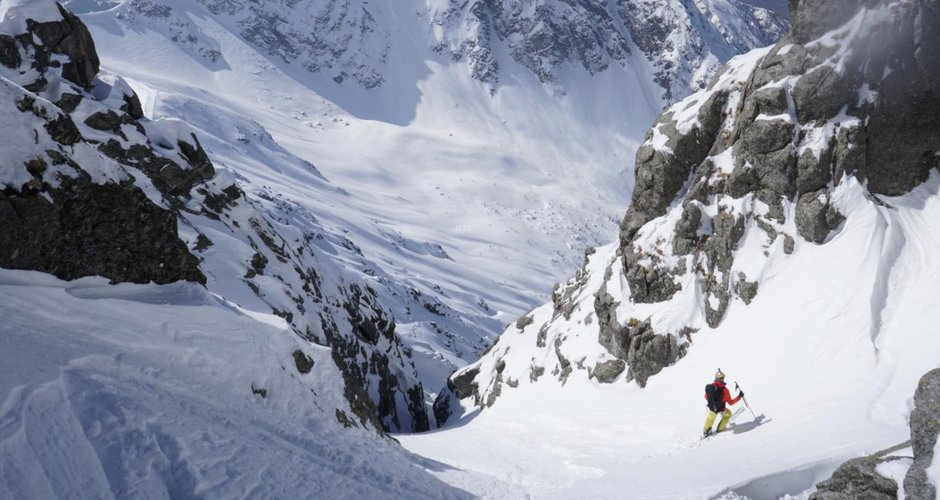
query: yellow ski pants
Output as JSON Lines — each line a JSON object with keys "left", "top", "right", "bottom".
{"left": 704, "top": 409, "right": 732, "bottom": 433}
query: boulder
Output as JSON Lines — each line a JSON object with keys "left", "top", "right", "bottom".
{"left": 809, "top": 456, "right": 898, "bottom": 500}
{"left": 0, "top": 34, "right": 20, "bottom": 68}
{"left": 796, "top": 190, "right": 844, "bottom": 244}
{"left": 24, "top": 4, "right": 101, "bottom": 88}
{"left": 593, "top": 359, "right": 626, "bottom": 383}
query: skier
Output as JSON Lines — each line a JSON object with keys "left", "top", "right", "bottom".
{"left": 703, "top": 369, "right": 743, "bottom": 437}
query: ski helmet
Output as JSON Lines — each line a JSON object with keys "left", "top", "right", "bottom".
{"left": 715, "top": 369, "right": 725, "bottom": 381}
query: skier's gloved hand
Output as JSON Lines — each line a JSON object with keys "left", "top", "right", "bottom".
{"left": 738, "top": 391, "right": 744, "bottom": 397}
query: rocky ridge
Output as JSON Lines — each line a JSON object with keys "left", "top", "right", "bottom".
{"left": 432, "top": 0, "right": 787, "bottom": 99}
{"left": 112, "top": 0, "right": 785, "bottom": 101}
{"left": 434, "top": 0, "right": 940, "bottom": 424}
{"left": 0, "top": 1, "right": 445, "bottom": 433}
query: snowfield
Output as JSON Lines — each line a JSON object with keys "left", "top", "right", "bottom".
{"left": 398, "top": 174, "right": 940, "bottom": 498}
{"left": 0, "top": 270, "right": 483, "bottom": 499}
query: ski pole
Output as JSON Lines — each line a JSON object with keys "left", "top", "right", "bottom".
{"left": 735, "top": 382, "right": 757, "bottom": 419}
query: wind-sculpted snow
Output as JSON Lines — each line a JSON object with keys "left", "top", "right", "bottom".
{"left": 0, "top": 271, "right": 474, "bottom": 499}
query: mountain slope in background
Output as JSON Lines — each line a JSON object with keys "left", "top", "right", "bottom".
{"left": 56, "top": 0, "right": 785, "bottom": 406}
{"left": 412, "top": 0, "right": 940, "bottom": 497}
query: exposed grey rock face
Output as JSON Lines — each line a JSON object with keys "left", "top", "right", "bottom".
{"left": 617, "top": 0, "right": 940, "bottom": 328}
{"left": 432, "top": 366, "right": 481, "bottom": 426}
{"left": 624, "top": 251, "right": 681, "bottom": 304}
{"left": 595, "top": 282, "right": 687, "bottom": 387}
{"left": 904, "top": 368, "right": 940, "bottom": 500}
{"left": 796, "top": 190, "right": 845, "bottom": 244}
{"left": 620, "top": 92, "right": 727, "bottom": 243}
{"left": 0, "top": 7, "right": 204, "bottom": 285}
{"left": 809, "top": 456, "right": 900, "bottom": 500}
{"left": 593, "top": 359, "right": 626, "bottom": 383}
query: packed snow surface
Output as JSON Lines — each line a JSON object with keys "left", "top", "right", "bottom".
{"left": 399, "top": 173, "right": 940, "bottom": 498}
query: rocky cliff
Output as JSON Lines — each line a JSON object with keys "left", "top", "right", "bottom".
{"left": 0, "top": 2, "right": 206, "bottom": 284}
{"left": 434, "top": 0, "right": 940, "bottom": 423}
{"left": 0, "top": 1, "right": 437, "bottom": 433}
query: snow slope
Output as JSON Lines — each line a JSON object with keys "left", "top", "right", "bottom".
{"left": 402, "top": 0, "right": 940, "bottom": 496}
{"left": 0, "top": 269, "right": 493, "bottom": 499}
{"left": 400, "top": 159, "right": 940, "bottom": 500}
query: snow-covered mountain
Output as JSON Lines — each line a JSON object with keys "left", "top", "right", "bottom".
{"left": 43, "top": 0, "right": 786, "bottom": 416}
{"left": 2, "top": 0, "right": 939, "bottom": 497}
{"left": 415, "top": 0, "right": 940, "bottom": 497}
{"left": 430, "top": 0, "right": 786, "bottom": 99}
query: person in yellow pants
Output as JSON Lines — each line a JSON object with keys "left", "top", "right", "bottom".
{"left": 703, "top": 369, "right": 743, "bottom": 437}
{"left": 703, "top": 408, "right": 733, "bottom": 434}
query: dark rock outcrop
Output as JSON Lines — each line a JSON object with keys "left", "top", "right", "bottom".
{"left": 796, "top": 190, "right": 845, "bottom": 244}
{"left": 624, "top": 252, "right": 681, "bottom": 304}
{"left": 292, "top": 350, "right": 315, "bottom": 374}
{"left": 432, "top": 366, "right": 480, "bottom": 427}
{"left": 24, "top": 3, "right": 100, "bottom": 89}
{"left": 809, "top": 456, "right": 900, "bottom": 500}
{"left": 0, "top": 182, "right": 205, "bottom": 284}
{"left": 0, "top": 34, "right": 20, "bottom": 68}
{"left": 595, "top": 284, "right": 687, "bottom": 387}
{"left": 0, "top": 5, "right": 210, "bottom": 285}
{"left": 904, "top": 368, "right": 940, "bottom": 500}
{"left": 621, "top": 92, "right": 727, "bottom": 245}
